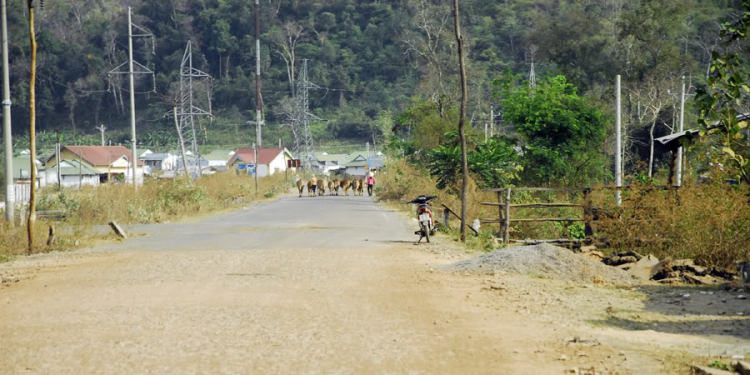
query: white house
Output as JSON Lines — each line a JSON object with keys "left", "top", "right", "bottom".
{"left": 228, "top": 148, "right": 295, "bottom": 177}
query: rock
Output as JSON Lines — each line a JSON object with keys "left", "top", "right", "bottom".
{"left": 671, "top": 259, "right": 696, "bottom": 270}
{"left": 583, "top": 251, "right": 605, "bottom": 261}
{"left": 684, "top": 274, "right": 722, "bottom": 285}
{"left": 736, "top": 361, "right": 750, "bottom": 375}
{"left": 616, "top": 263, "right": 632, "bottom": 271}
{"left": 559, "top": 354, "right": 569, "bottom": 361}
{"left": 604, "top": 256, "right": 620, "bottom": 266}
{"left": 627, "top": 254, "right": 660, "bottom": 280}
{"left": 692, "top": 365, "right": 737, "bottom": 375}
{"left": 657, "top": 277, "right": 682, "bottom": 285}
{"left": 580, "top": 245, "right": 597, "bottom": 253}
{"left": 618, "top": 256, "right": 639, "bottom": 264}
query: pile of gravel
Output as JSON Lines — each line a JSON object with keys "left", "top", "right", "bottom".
{"left": 441, "top": 243, "right": 636, "bottom": 285}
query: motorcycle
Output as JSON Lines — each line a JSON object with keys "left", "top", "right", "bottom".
{"left": 408, "top": 195, "right": 437, "bottom": 244}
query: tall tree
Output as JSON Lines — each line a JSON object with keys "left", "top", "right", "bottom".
{"left": 26, "top": 0, "right": 38, "bottom": 254}
{"left": 453, "top": 0, "right": 468, "bottom": 242}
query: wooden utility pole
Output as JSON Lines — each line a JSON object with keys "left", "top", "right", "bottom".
{"left": 453, "top": 0, "right": 469, "bottom": 242}
{"left": 26, "top": 0, "right": 37, "bottom": 253}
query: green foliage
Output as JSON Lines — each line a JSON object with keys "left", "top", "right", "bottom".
{"left": 708, "top": 360, "right": 730, "bottom": 371}
{"left": 497, "top": 75, "right": 609, "bottom": 186}
{"left": 428, "top": 132, "right": 521, "bottom": 190}
{"left": 695, "top": 0, "right": 750, "bottom": 186}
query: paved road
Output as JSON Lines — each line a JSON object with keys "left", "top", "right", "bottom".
{"left": 0, "top": 195, "right": 560, "bottom": 375}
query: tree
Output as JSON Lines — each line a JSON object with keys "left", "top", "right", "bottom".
{"left": 498, "top": 75, "right": 608, "bottom": 186}
{"left": 452, "top": 0, "right": 469, "bottom": 242}
{"left": 429, "top": 132, "right": 521, "bottom": 190}
{"left": 268, "top": 20, "right": 306, "bottom": 97}
{"left": 26, "top": 0, "right": 39, "bottom": 254}
{"left": 695, "top": 0, "right": 750, "bottom": 185}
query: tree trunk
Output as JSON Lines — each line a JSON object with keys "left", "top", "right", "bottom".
{"left": 648, "top": 118, "right": 657, "bottom": 178}
{"left": 453, "top": 0, "right": 469, "bottom": 242}
{"left": 27, "top": 0, "right": 37, "bottom": 254}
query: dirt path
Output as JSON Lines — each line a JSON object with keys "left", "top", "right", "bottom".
{"left": 1, "top": 196, "right": 747, "bottom": 374}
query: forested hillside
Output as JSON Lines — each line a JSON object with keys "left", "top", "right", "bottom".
{"left": 0, "top": 0, "right": 745, "bottom": 157}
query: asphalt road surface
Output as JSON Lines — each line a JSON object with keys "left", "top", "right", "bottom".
{"left": 0, "top": 195, "right": 563, "bottom": 374}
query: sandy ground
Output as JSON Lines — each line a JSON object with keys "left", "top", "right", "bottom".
{"left": 1, "top": 195, "right": 748, "bottom": 374}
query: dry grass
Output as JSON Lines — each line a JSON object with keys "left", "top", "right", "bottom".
{"left": 377, "top": 160, "right": 750, "bottom": 267}
{"left": 0, "top": 172, "right": 291, "bottom": 258}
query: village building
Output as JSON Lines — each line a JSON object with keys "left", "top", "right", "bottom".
{"left": 46, "top": 146, "right": 144, "bottom": 184}
{"left": 344, "top": 154, "right": 369, "bottom": 176}
{"left": 203, "top": 150, "right": 235, "bottom": 171}
{"left": 44, "top": 160, "right": 100, "bottom": 188}
{"left": 227, "top": 148, "right": 294, "bottom": 177}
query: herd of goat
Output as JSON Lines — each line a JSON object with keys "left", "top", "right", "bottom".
{"left": 296, "top": 177, "right": 366, "bottom": 197}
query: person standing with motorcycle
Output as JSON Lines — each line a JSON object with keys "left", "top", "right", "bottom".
{"left": 366, "top": 171, "right": 375, "bottom": 196}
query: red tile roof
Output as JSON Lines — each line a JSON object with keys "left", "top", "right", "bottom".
{"left": 62, "top": 146, "right": 143, "bottom": 166}
{"left": 229, "top": 148, "right": 285, "bottom": 166}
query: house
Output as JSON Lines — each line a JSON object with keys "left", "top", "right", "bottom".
{"left": 313, "top": 152, "right": 349, "bottom": 175}
{"left": 140, "top": 153, "right": 174, "bottom": 173}
{"left": 12, "top": 154, "right": 44, "bottom": 188}
{"left": 203, "top": 150, "right": 235, "bottom": 170}
{"left": 44, "top": 160, "right": 100, "bottom": 188}
{"left": 46, "top": 146, "right": 144, "bottom": 184}
{"left": 227, "top": 148, "right": 295, "bottom": 177}
{"left": 345, "top": 154, "right": 369, "bottom": 176}
{"left": 367, "top": 156, "right": 386, "bottom": 172}
{"left": 176, "top": 155, "right": 209, "bottom": 172}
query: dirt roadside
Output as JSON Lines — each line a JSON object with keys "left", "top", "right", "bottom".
{"left": 1, "top": 193, "right": 749, "bottom": 374}
{"left": 2, "top": 240, "right": 747, "bottom": 374}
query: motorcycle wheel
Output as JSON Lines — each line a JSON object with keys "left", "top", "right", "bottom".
{"left": 421, "top": 222, "right": 430, "bottom": 243}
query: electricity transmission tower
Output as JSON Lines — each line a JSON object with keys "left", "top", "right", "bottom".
{"left": 108, "top": 7, "right": 155, "bottom": 191}
{"left": 293, "top": 59, "right": 321, "bottom": 172}
{"left": 177, "top": 41, "right": 212, "bottom": 177}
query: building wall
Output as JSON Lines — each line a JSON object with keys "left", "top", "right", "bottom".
{"left": 346, "top": 166, "right": 367, "bottom": 176}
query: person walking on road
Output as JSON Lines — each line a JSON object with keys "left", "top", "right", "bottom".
{"left": 366, "top": 171, "right": 375, "bottom": 196}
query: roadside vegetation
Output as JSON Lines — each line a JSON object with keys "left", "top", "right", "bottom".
{"left": 0, "top": 173, "right": 290, "bottom": 258}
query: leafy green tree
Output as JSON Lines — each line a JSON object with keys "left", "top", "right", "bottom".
{"left": 428, "top": 132, "right": 521, "bottom": 190}
{"left": 695, "top": 0, "right": 750, "bottom": 185}
{"left": 497, "top": 75, "right": 608, "bottom": 186}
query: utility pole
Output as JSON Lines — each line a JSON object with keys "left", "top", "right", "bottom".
{"left": 292, "top": 60, "right": 322, "bottom": 172}
{"left": 615, "top": 75, "right": 622, "bottom": 206}
{"left": 677, "top": 76, "right": 685, "bottom": 187}
{"left": 55, "top": 133, "right": 60, "bottom": 188}
{"left": 1, "top": 0, "right": 13, "bottom": 225}
{"left": 490, "top": 107, "right": 494, "bottom": 138}
{"left": 127, "top": 7, "right": 137, "bottom": 191}
{"left": 253, "top": 142, "right": 258, "bottom": 196}
{"left": 96, "top": 124, "right": 106, "bottom": 146}
{"left": 108, "top": 7, "right": 154, "bottom": 191}
{"left": 255, "top": 0, "right": 262, "bottom": 148}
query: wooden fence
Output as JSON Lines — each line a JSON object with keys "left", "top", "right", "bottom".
{"left": 480, "top": 186, "right": 675, "bottom": 244}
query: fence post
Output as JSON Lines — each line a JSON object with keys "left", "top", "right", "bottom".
{"left": 443, "top": 206, "right": 450, "bottom": 228}
{"left": 583, "top": 188, "right": 594, "bottom": 237}
{"left": 497, "top": 191, "right": 504, "bottom": 235}
{"left": 504, "top": 187, "right": 511, "bottom": 244}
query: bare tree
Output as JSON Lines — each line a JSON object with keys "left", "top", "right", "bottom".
{"left": 402, "top": 0, "right": 453, "bottom": 101}
{"left": 269, "top": 21, "right": 305, "bottom": 97}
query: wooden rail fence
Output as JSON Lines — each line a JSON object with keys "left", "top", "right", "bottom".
{"left": 480, "top": 186, "right": 676, "bottom": 244}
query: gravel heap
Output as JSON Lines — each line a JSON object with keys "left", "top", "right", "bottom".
{"left": 441, "top": 243, "right": 636, "bottom": 285}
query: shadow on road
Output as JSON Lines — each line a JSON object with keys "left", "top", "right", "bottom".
{"left": 590, "top": 285, "right": 750, "bottom": 340}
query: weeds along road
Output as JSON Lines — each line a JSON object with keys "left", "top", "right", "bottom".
{"left": 0, "top": 195, "right": 576, "bottom": 374}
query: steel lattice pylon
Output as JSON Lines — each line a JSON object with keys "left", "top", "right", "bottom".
{"left": 178, "top": 41, "right": 212, "bottom": 174}
{"left": 293, "top": 59, "right": 321, "bottom": 172}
